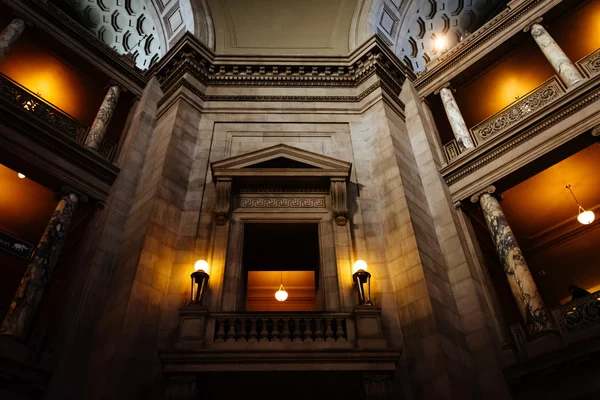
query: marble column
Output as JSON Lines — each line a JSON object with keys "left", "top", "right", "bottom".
{"left": 473, "top": 189, "right": 554, "bottom": 336}
{"left": 0, "top": 18, "right": 26, "bottom": 59}
{"left": 439, "top": 86, "right": 475, "bottom": 151}
{"left": 84, "top": 85, "right": 121, "bottom": 150}
{"left": 528, "top": 23, "right": 583, "bottom": 87}
{"left": 0, "top": 193, "right": 79, "bottom": 340}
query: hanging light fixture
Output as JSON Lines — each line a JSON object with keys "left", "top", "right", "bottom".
{"left": 566, "top": 184, "right": 595, "bottom": 225}
{"left": 275, "top": 271, "right": 288, "bottom": 302}
{"left": 17, "top": 173, "right": 25, "bottom": 179}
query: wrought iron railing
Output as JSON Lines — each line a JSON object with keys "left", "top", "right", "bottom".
{"left": 212, "top": 313, "right": 350, "bottom": 343}
{"left": 552, "top": 290, "right": 600, "bottom": 333}
{"left": 0, "top": 73, "right": 117, "bottom": 162}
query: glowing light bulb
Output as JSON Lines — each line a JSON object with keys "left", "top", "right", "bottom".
{"left": 577, "top": 210, "right": 595, "bottom": 225}
{"left": 353, "top": 260, "right": 368, "bottom": 274}
{"left": 275, "top": 284, "right": 288, "bottom": 302}
{"left": 433, "top": 36, "right": 447, "bottom": 53}
{"left": 17, "top": 173, "right": 26, "bottom": 179}
{"left": 194, "top": 259, "right": 209, "bottom": 274}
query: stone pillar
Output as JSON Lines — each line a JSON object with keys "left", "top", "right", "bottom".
{"left": 527, "top": 23, "right": 583, "bottom": 87}
{"left": 0, "top": 18, "right": 25, "bottom": 59}
{"left": 438, "top": 85, "right": 475, "bottom": 151}
{"left": 166, "top": 375, "right": 198, "bottom": 400}
{"left": 0, "top": 192, "right": 79, "bottom": 340}
{"left": 471, "top": 187, "right": 554, "bottom": 337}
{"left": 85, "top": 85, "right": 121, "bottom": 150}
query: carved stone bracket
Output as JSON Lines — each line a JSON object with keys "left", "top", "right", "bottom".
{"left": 470, "top": 185, "right": 497, "bottom": 204}
{"left": 215, "top": 179, "right": 232, "bottom": 226}
{"left": 330, "top": 179, "right": 349, "bottom": 226}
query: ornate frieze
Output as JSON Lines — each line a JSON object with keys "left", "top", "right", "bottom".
{"left": 238, "top": 197, "right": 326, "bottom": 209}
{"left": 238, "top": 183, "right": 329, "bottom": 194}
{"left": 154, "top": 34, "right": 411, "bottom": 109}
{"left": 471, "top": 76, "right": 564, "bottom": 144}
{"left": 578, "top": 49, "right": 600, "bottom": 78}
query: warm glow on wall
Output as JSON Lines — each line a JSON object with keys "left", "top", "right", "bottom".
{"left": 0, "top": 40, "right": 105, "bottom": 124}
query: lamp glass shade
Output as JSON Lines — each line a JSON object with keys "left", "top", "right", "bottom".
{"left": 17, "top": 173, "right": 25, "bottom": 179}
{"left": 194, "top": 259, "right": 210, "bottom": 274}
{"left": 352, "top": 260, "right": 368, "bottom": 274}
{"left": 578, "top": 210, "right": 595, "bottom": 225}
{"left": 275, "top": 284, "right": 288, "bottom": 302}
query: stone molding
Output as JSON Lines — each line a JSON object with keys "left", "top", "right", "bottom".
{"left": 414, "top": 0, "right": 561, "bottom": 96}
{"left": 237, "top": 197, "right": 326, "bottom": 209}
{"left": 214, "top": 179, "right": 232, "bottom": 226}
{"left": 153, "top": 34, "right": 412, "bottom": 109}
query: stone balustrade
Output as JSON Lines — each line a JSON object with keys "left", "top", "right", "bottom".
{"left": 552, "top": 290, "right": 600, "bottom": 334}
{"left": 0, "top": 73, "right": 118, "bottom": 162}
{"left": 212, "top": 313, "right": 350, "bottom": 343}
{"left": 176, "top": 306, "right": 388, "bottom": 350}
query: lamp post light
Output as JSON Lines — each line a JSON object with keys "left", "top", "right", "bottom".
{"left": 191, "top": 260, "right": 210, "bottom": 304}
{"left": 352, "top": 260, "right": 372, "bottom": 305}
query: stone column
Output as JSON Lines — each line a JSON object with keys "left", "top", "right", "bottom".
{"left": 0, "top": 192, "right": 79, "bottom": 340}
{"left": 362, "top": 372, "right": 394, "bottom": 400}
{"left": 85, "top": 85, "right": 121, "bottom": 150}
{"left": 527, "top": 23, "right": 583, "bottom": 87}
{"left": 438, "top": 85, "right": 475, "bottom": 151}
{"left": 0, "top": 18, "right": 25, "bottom": 59}
{"left": 471, "top": 187, "right": 553, "bottom": 337}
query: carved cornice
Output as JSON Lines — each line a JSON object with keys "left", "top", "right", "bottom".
{"left": 414, "top": 0, "right": 558, "bottom": 95}
{"left": 153, "top": 34, "right": 412, "bottom": 109}
{"left": 442, "top": 81, "right": 600, "bottom": 187}
{"left": 4, "top": 0, "right": 147, "bottom": 94}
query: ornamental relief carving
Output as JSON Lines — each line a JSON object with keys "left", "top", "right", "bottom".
{"left": 579, "top": 50, "right": 600, "bottom": 78}
{"left": 237, "top": 197, "right": 326, "bottom": 209}
{"left": 471, "top": 77, "right": 564, "bottom": 143}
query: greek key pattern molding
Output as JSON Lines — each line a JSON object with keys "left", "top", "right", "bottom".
{"left": 471, "top": 76, "right": 564, "bottom": 144}
{"left": 238, "top": 197, "right": 326, "bottom": 208}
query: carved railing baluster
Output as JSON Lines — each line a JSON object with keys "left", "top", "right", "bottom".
{"left": 325, "top": 319, "right": 334, "bottom": 340}
{"left": 215, "top": 319, "right": 225, "bottom": 342}
{"left": 314, "top": 318, "right": 324, "bottom": 341}
{"left": 282, "top": 318, "right": 291, "bottom": 342}
{"left": 259, "top": 318, "right": 269, "bottom": 341}
{"left": 336, "top": 318, "right": 347, "bottom": 340}
{"left": 226, "top": 319, "right": 236, "bottom": 342}
{"left": 248, "top": 319, "right": 258, "bottom": 342}
{"left": 292, "top": 318, "right": 302, "bottom": 341}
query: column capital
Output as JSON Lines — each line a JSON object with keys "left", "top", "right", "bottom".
{"left": 60, "top": 186, "right": 89, "bottom": 203}
{"left": 433, "top": 82, "right": 452, "bottom": 95}
{"left": 523, "top": 17, "right": 543, "bottom": 33}
{"left": 592, "top": 125, "right": 600, "bottom": 137}
{"left": 107, "top": 80, "right": 127, "bottom": 93}
{"left": 469, "top": 185, "right": 497, "bottom": 203}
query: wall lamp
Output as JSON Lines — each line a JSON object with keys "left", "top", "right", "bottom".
{"left": 353, "top": 260, "right": 372, "bottom": 305}
{"left": 191, "top": 260, "right": 210, "bottom": 304}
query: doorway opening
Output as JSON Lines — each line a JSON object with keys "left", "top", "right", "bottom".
{"left": 243, "top": 223, "right": 320, "bottom": 311}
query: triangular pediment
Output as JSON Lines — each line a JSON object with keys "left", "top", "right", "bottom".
{"left": 211, "top": 144, "right": 351, "bottom": 179}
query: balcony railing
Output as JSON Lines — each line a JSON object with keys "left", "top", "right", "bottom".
{"left": 204, "top": 312, "right": 356, "bottom": 350}
{"left": 0, "top": 73, "right": 118, "bottom": 162}
{"left": 552, "top": 290, "right": 600, "bottom": 334}
{"left": 212, "top": 313, "right": 349, "bottom": 343}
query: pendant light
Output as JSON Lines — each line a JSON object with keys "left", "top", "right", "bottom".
{"left": 275, "top": 271, "right": 288, "bottom": 302}
{"left": 566, "top": 184, "right": 595, "bottom": 225}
